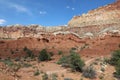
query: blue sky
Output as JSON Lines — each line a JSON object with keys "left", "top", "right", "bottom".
{"left": 0, "top": 0, "right": 116, "bottom": 26}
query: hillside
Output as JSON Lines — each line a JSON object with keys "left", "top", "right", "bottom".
{"left": 68, "top": 0, "right": 120, "bottom": 27}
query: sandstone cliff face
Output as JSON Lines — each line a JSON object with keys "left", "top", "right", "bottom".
{"left": 68, "top": 0, "right": 120, "bottom": 27}
{"left": 0, "top": 25, "right": 66, "bottom": 39}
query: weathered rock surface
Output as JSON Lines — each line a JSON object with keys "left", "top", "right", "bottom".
{"left": 68, "top": 0, "right": 120, "bottom": 27}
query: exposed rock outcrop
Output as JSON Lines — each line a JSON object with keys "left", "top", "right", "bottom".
{"left": 68, "top": 0, "right": 120, "bottom": 27}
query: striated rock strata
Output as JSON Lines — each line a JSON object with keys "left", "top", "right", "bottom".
{"left": 68, "top": 0, "right": 120, "bottom": 27}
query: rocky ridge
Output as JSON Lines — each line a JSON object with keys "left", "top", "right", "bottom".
{"left": 68, "top": 0, "right": 120, "bottom": 27}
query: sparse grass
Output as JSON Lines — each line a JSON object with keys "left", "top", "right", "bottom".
{"left": 34, "top": 69, "right": 40, "bottom": 76}
{"left": 0, "top": 58, "right": 14, "bottom": 67}
{"left": 22, "top": 63, "right": 32, "bottom": 68}
{"left": 0, "top": 59, "right": 21, "bottom": 72}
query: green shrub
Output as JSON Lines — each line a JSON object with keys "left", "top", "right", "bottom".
{"left": 22, "top": 63, "right": 32, "bottom": 68}
{"left": 101, "top": 67, "right": 105, "bottom": 72}
{"left": 58, "top": 51, "right": 63, "bottom": 55}
{"left": 82, "top": 65, "right": 96, "bottom": 79}
{"left": 10, "top": 49, "right": 14, "bottom": 54}
{"left": 69, "top": 52, "right": 85, "bottom": 72}
{"left": 34, "top": 69, "right": 40, "bottom": 76}
{"left": 64, "top": 78, "right": 73, "bottom": 80}
{"left": 23, "top": 47, "right": 35, "bottom": 59}
{"left": 51, "top": 73, "right": 58, "bottom": 80}
{"left": 71, "top": 47, "right": 77, "bottom": 50}
{"left": 57, "top": 56, "right": 70, "bottom": 65}
{"left": 38, "top": 49, "right": 51, "bottom": 61}
{"left": 26, "top": 49, "right": 34, "bottom": 59}
{"left": 57, "top": 51, "right": 85, "bottom": 72}
{"left": 114, "top": 59, "right": 120, "bottom": 78}
{"left": 99, "top": 75, "right": 104, "bottom": 80}
{"left": 109, "top": 50, "right": 120, "bottom": 78}
{"left": 0, "top": 59, "right": 14, "bottom": 67}
{"left": 49, "top": 52, "right": 54, "bottom": 57}
{"left": 110, "top": 50, "right": 120, "bottom": 65}
{"left": 42, "top": 73, "right": 48, "bottom": 80}
{"left": 23, "top": 46, "right": 28, "bottom": 51}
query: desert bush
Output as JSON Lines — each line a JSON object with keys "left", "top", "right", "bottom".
{"left": 57, "top": 56, "right": 70, "bottom": 65}
{"left": 114, "top": 59, "right": 120, "bottom": 78}
{"left": 58, "top": 51, "right": 63, "bottom": 55}
{"left": 23, "top": 46, "right": 28, "bottom": 51}
{"left": 51, "top": 73, "right": 58, "bottom": 80}
{"left": 57, "top": 51, "right": 85, "bottom": 72}
{"left": 101, "top": 67, "right": 105, "bottom": 72}
{"left": 71, "top": 47, "right": 77, "bottom": 50}
{"left": 42, "top": 73, "right": 48, "bottom": 80}
{"left": 110, "top": 50, "right": 120, "bottom": 65}
{"left": 109, "top": 50, "right": 120, "bottom": 78}
{"left": 22, "top": 63, "right": 32, "bottom": 68}
{"left": 49, "top": 52, "right": 54, "bottom": 56}
{"left": 82, "top": 65, "right": 96, "bottom": 79}
{"left": 34, "top": 69, "right": 40, "bottom": 76}
{"left": 23, "top": 47, "right": 35, "bottom": 59}
{"left": 26, "top": 49, "right": 35, "bottom": 59}
{"left": 99, "top": 75, "right": 104, "bottom": 80}
{"left": 10, "top": 49, "right": 14, "bottom": 54}
{"left": 70, "top": 52, "right": 85, "bottom": 72}
{"left": 11, "top": 63, "right": 21, "bottom": 72}
{"left": 64, "top": 78, "right": 73, "bottom": 80}
{"left": 103, "top": 57, "right": 109, "bottom": 64}
{"left": 38, "top": 49, "right": 51, "bottom": 61}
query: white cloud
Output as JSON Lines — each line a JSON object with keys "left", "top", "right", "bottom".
{"left": 39, "top": 11, "right": 47, "bottom": 15}
{"left": 0, "top": 0, "right": 32, "bottom": 15}
{"left": 72, "top": 8, "right": 75, "bottom": 10}
{"left": 66, "top": 6, "right": 75, "bottom": 11}
{"left": 66, "top": 6, "right": 70, "bottom": 9}
{"left": 0, "top": 19, "right": 6, "bottom": 24}
{"left": 10, "top": 4, "right": 28, "bottom": 12}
